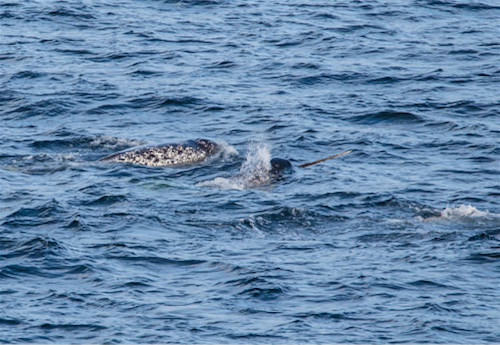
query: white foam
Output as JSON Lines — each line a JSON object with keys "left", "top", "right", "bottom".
{"left": 57, "top": 153, "right": 77, "bottom": 161}
{"left": 239, "top": 142, "right": 271, "bottom": 177}
{"left": 440, "top": 204, "right": 490, "bottom": 218}
{"left": 418, "top": 204, "right": 498, "bottom": 222}
{"left": 197, "top": 142, "right": 272, "bottom": 190}
{"left": 214, "top": 139, "right": 239, "bottom": 160}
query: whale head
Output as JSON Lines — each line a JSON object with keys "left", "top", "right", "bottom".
{"left": 270, "top": 157, "right": 292, "bottom": 176}
{"left": 194, "top": 138, "right": 220, "bottom": 154}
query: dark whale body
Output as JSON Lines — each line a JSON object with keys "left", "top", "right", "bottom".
{"left": 270, "top": 158, "right": 292, "bottom": 176}
{"left": 99, "top": 138, "right": 220, "bottom": 167}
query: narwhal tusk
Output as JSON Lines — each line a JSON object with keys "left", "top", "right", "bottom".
{"left": 298, "top": 150, "right": 352, "bottom": 168}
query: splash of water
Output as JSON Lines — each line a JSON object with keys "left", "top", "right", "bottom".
{"left": 238, "top": 142, "right": 271, "bottom": 180}
{"left": 198, "top": 143, "right": 272, "bottom": 190}
{"left": 214, "top": 139, "right": 239, "bottom": 161}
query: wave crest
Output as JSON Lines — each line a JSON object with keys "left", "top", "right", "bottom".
{"left": 418, "top": 204, "right": 498, "bottom": 222}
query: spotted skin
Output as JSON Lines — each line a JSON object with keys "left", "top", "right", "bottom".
{"left": 99, "top": 139, "right": 220, "bottom": 167}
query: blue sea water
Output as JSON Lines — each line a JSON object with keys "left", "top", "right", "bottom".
{"left": 1, "top": 0, "right": 500, "bottom": 343}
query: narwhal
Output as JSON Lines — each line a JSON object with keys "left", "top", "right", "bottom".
{"left": 99, "top": 138, "right": 351, "bottom": 176}
{"left": 99, "top": 138, "right": 220, "bottom": 167}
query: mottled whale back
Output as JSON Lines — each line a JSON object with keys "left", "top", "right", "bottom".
{"left": 99, "top": 138, "right": 220, "bottom": 167}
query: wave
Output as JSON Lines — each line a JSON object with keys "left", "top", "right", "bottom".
{"left": 351, "top": 111, "right": 425, "bottom": 125}
{"left": 6, "top": 237, "right": 67, "bottom": 259}
{"left": 30, "top": 132, "right": 144, "bottom": 152}
{"left": 2, "top": 200, "right": 63, "bottom": 227}
{"left": 1, "top": 262, "right": 96, "bottom": 279}
{"left": 88, "top": 135, "right": 145, "bottom": 151}
{"left": 416, "top": 204, "right": 499, "bottom": 222}
{"left": 418, "top": 0, "right": 500, "bottom": 11}
{"left": 5, "top": 99, "right": 76, "bottom": 119}
{"left": 86, "top": 95, "right": 204, "bottom": 114}
{"left": 83, "top": 195, "right": 128, "bottom": 206}
{"left": 234, "top": 206, "right": 347, "bottom": 239}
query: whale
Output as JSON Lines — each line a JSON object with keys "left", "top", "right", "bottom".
{"left": 99, "top": 138, "right": 220, "bottom": 167}
{"left": 100, "top": 137, "right": 348, "bottom": 189}
{"left": 99, "top": 138, "right": 294, "bottom": 175}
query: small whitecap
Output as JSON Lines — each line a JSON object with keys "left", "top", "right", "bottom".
{"left": 417, "top": 204, "right": 498, "bottom": 222}
{"left": 440, "top": 204, "right": 491, "bottom": 218}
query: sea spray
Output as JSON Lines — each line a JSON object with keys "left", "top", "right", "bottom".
{"left": 198, "top": 142, "right": 272, "bottom": 190}
{"left": 238, "top": 142, "right": 271, "bottom": 182}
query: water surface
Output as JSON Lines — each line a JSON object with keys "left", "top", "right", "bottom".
{"left": 1, "top": 0, "right": 499, "bottom": 343}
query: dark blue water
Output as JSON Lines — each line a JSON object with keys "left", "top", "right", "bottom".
{"left": 1, "top": 0, "right": 500, "bottom": 343}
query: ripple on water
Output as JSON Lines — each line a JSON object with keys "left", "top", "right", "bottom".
{"left": 2, "top": 201, "right": 63, "bottom": 228}
{"left": 350, "top": 111, "right": 426, "bottom": 125}
{"left": 235, "top": 206, "right": 347, "bottom": 238}
{"left": 2, "top": 236, "right": 67, "bottom": 259}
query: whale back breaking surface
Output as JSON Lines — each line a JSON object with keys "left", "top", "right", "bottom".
{"left": 99, "top": 138, "right": 220, "bottom": 167}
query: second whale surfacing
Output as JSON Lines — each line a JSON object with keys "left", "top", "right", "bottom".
{"left": 99, "top": 138, "right": 221, "bottom": 167}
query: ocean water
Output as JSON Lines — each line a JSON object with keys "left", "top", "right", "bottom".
{"left": 1, "top": 0, "right": 500, "bottom": 343}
